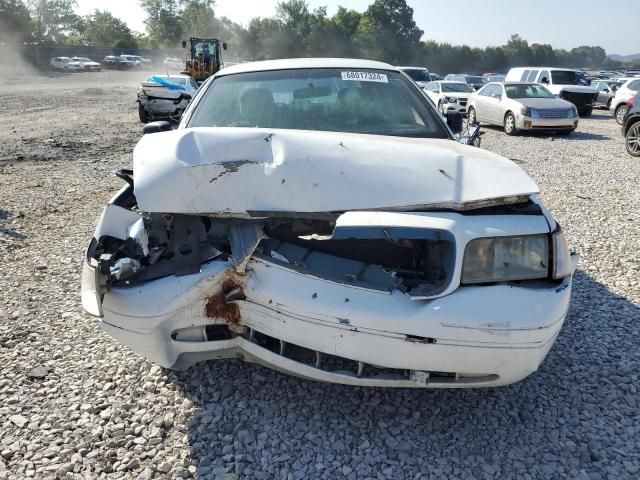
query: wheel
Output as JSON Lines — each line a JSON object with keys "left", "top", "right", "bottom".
{"left": 626, "top": 121, "right": 640, "bottom": 157}
{"left": 138, "top": 103, "right": 149, "bottom": 123}
{"left": 503, "top": 112, "right": 517, "bottom": 135}
{"left": 615, "top": 104, "right": 628, "bottom": 125}
{"left": 467, "top": 106, "right": 478, "bottom": 125}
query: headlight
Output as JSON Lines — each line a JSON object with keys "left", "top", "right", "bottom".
{"left": 447, "top": 96, "right": 457, "bottom": 103}
{"left": 569, "top": 106, "right": 578, "bottom": 118}
{"left": 551, "top": 228, "right": 572, "bottom": 279}
{"left": 520, "top": 106, "right": 531, "bottom": 117}
{"left": 81, "top": 257, "right": 105, "bottom": 317}
{"left": 462, "top": 235, "right": 549, "bottom": 284}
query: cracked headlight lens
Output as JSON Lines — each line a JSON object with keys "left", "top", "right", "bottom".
{"left": 462, "top": 235, "right": 549, "bottom": 284}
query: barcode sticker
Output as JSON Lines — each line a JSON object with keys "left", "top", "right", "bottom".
{"left": 341, "top": 71, "right": 389, "bottom": 83}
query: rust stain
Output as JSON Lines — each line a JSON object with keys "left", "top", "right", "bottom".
{"left": 204, "top": 277, "right": 245, "bottom": 323}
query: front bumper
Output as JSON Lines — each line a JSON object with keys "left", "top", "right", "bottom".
{"left": 87, "top": 252, "right": 576, "bottom": 388}
{"left": 443, "top": 101, "right": 468, "bottom": 114}
{"left": 517, "top": 115, "right": 578, "bottom": 131}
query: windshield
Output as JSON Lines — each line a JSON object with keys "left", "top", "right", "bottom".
{"left": 465, "top": 76, "right": 485, "bottom": 84}
{"left": 551, "top": 70, "right": 580, "bottom": 85}
{"left": 77, "top": 57, "right": 91, "bottom": 62}
{"left": 402, "top": 69, "right": 430, "bottom": 82}
{"left": 441, "top": 83, "right": 473, "bottom": 93}
{"left": 505, "top": 84, "right": 555, "bottom": 99}
{"left": 188, "top": 68, "right": 448, "bottom": 138}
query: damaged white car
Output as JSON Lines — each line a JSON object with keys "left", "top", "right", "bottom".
{"left": 82, "top": 59, "right": 578, "bottom": 388}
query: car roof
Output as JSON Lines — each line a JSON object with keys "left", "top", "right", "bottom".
{"left": 217, "top": 58, "right": 397, "bottom": 76}
{"left": 397, "top": 66, "right": 428, "bottom": 70}
{"left": 437, "top": 81, "right": 469, "bottom": 84}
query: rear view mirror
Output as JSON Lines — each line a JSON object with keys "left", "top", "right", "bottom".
{"left": 143, "top": 121, "right": 172, "bottom": 134}
{"left": 446, "top": 111, "right": 463, "bottom": 134}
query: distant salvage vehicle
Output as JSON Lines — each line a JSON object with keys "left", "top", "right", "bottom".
{"left": 621, "top": 94, "right": 640, "bottom": 157}
{"left": 466, "top": 82, "right": 579, "bottom": 136}
{"left": 424, "top": 80, "right": 474, "bottom": 114}
{"left": 609, "top": 78, "right": 640, "bottom": 125}
{"left": 102, "top": 56, "right": 136, "bottom": 70}
{"left": 121, "top": 54, "right": 152, "bottom": 69}
{"left": 505, "top": 67, "right": 597, "bottom": 117}
{"left": 137, "top": 74, "right": 198, "bottom": 123}
{"left": 49, "top": 57, "right": 82, "bottom": 72}
{"left": 181, "top": 37, "right": 227, "bottom": 83}
{"left": 397, "top": 66, "right": 431, "bottom": 88}
{"left": 82, "top": 58, "right": 578, "bottom": 389}
{"left": 444, "top": 74, "right": 487, "bottom": 91}
{"left": 591, "top": 80, "right": 621, "bottom": 109}
{"left": 70, "top": 56, "right": 102, "bottom": 72}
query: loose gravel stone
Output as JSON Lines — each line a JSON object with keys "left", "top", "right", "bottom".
{"left": 0, "top": 70, "right": 638, "bottom": 480}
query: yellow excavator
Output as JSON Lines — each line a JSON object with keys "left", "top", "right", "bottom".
{"left": 181, "top": 37, "right": 227, "bottom": 84}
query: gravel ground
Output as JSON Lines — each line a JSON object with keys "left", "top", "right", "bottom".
{"left": 0, "top": 70, "right": 638, "bottom": 480}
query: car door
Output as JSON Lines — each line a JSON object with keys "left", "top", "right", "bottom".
{"left": 593, "top": 82, "right": 608, "bottom": 105}
{"left": 487, "top": 84, "right": 506, "bottom": 123}
{"left": 474, "top": 85, "right": 494, "bottom": 123}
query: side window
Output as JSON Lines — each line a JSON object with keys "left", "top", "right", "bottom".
{"left": 520, "top": 70, "right": 531, "bottom": 82}
{"left": 493, "top": 84, "right": 504, "bottom": 97}
{"left": 539, "top": 70, "right": 550, "bottom": 83}
{"left": 480, "top": 85, "right": 495, "bottom": 97}
{"left": 628, "top": 80, "right": 640, "bottom": 91}
{"left": 526, "top": 70, "right": 539, "bottom": 82}
{"left": 425, "top": 82, "right": 435, "bottom": 91}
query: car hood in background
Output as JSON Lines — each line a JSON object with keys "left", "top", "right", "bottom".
{"left": 133, "top": 128, "right": 539, "bottom": 216}
{"left": 516, "top": 97, "right": 574, "bottom": 109}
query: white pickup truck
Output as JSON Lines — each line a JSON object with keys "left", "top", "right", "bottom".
{"left": 506, "top": 67, "right": 597, "bottom": 117}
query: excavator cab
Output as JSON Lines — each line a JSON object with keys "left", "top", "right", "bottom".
{"left": 181, "top": 38, "right": 227, "bottom": 83}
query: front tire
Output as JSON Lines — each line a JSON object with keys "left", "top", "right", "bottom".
{"left": 467, "top": 106, "right": 478, "bottom": 125}
{"left": 615, "top": 104, "right": 628, "bottom": 125}
{"left": 138, "top": 103, "right": 149, "bottom": 123}
{"left": 626, "top": 121, "right": 640, "bottom": 157}
{"left": 504, "top": 112, "right": 517, "bottom": 136}
{"left": 579, "top": 106, "right": 592, "bottom": 117}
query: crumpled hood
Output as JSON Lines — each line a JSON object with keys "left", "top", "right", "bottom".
{"left": 133, "top": 128, "right": 539, "bottom": 215}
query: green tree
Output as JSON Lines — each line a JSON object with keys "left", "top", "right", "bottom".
{"left": 140, "top": 0, "right": 183, "bottom": 47}
{"left": 0, "top": 0, "right": 33, "bottom": 43}
{"left": 29, "top": 0, "right": 81, "bottom": 44}
{"left": 82, "top": 10, "right": 138, "bottom": 48}
{"left": 356, "top": 0, "right": 422, "bottom": 64}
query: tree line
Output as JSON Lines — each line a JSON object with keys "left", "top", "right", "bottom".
{"left": 1, "top": 0, "right": 638, "bottom": 72}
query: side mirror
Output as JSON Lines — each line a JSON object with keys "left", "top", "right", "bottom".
{"left": 540, "top": 78, "right": 549, "bottom": 84}
{"left": 143, "top": 121, "right": 172, "bottom": 134}
{"left": 181, "top": 40, "right": 187, "bottom": 48}
{"left": 446, "top": 111, "right": 463, "bottom": 134}
{"left": 222, "top": 42, "right": 228, "bottom": 50}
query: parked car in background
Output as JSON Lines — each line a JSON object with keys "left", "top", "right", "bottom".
{"left": 49, "top": 57, "right": 82, "bottom": 72}
{"left": 70, "top": 56, "right": 101, "bottom": 72}
{"left": 162, "top": 57, "right": 184, "bottom": 70}
{"left": 137, "top": 74, "right": 198, "bottom": 123}
{"left": 467, "top": 82, "right": 578, "bottom": 136}
{"left": 121, "top": 54, "right": 152, "bottom": 69}
{"left": 424, "top": 81, "right": 474, "bottom": 114}
{"left": 610, "top": 78, "right": 640, "bottom": 124}
{"left": 102, "top": 56, "right": 136, "bottom": 70}
{"left": 486, "top": 74, "right": 505, "bottom": 83}
{"left": 82, "top": 58, "right": 577, "bottom": 389}
{"left": 429, "top": 73, "right": 442, "bottom": 81}
{"left": 397, "top": 66, "right": 431, "bottom": 88}
{"left": 622, "top": 94, "right": 640, "bottom": 157}
{"left": 591, "top": 80, "right": 621, "bottom": 109}
{"left": 444, "top": 74, "right": 487, "bottom": 91}
{"left": 506, "top": 67, "right": 597, "bottom": 117}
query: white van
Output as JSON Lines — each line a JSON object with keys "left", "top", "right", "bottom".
{"left": 506, "top": 67, "right": 598, "bottom": 116}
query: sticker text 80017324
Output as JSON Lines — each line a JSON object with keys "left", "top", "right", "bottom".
{"left": 341, "top": 71, "right": 389, "bottom": 83}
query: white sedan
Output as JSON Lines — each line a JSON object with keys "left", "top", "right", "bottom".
{"left": 424, "top": 81, "right": 474, "bottom": 114}
{"left": 49, "top": 57, "right": 82, "bottom": 72}
{"left": 82, "top": 58, "right": 577, "bottom": 388}
{"left": 70, "top": 56, "right": 102, "bottom": 72}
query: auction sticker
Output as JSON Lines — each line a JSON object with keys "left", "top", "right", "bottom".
{"left": 341, "top": 71, "right": 388, "bottom": 83}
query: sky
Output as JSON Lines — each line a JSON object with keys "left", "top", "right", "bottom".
{"left": 74, "top": 0, "right": 640, "bottom": 55}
